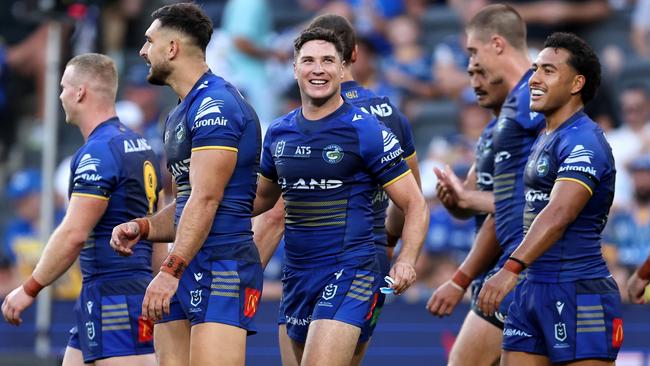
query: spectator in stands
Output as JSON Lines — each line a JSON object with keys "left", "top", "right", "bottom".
{"left": 603, "top": 154, "right": 650, "bottom": 302}
{"left": 221, "top": 0, "right": 289, "bottom": 132}
{"left": 631, "top": 0, "right": 650, "bottom": 58}
{"left": 607, "top": 83, "right": 650, "bottom": 208}
{"left": 382, "top": 15, "right": 435, "bottom": 111}
{"left": 351, "top": 37, "right": 399, "bottom": 103}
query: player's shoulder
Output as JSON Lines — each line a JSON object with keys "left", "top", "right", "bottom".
{"left": 269, "top": 108, "right": 299, "bottom": 132}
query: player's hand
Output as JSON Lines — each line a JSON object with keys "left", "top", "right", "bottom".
{"left": 627, "top": 272, "right": 649, "bottom": 304}
{"left": 389, "top": 261, "right": 416, "bottom": 295}
{"left": 477, "top": 269, "right": 518, "bottom": 316}
{"left": 142, "top": 271, "right": 178, "bottom": 322}
{"left": 110, "top": 222, "right": 142, "bottom": 257}
{"left": 434, "top": 166, "right": 459, "bottom": 208}
{"left": 426, "top": 280, "right": 465, "bottom": 317}
{"left": 1, "top": 286, "right": 36, "bottom": 326}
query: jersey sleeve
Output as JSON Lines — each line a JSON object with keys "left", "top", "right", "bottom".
{"left": 188, "top": 91, "right": 243, "bottom": 152}
{"left": 516, "top": 96, "right": 546, "bottom": 133}
{"left": 70, "top": 142, "right": 119, "bottom": 200}
{"left": 358, "top": 116, "right": 410, "bottom": 188}
{"left": 555, "top": 131, "right": 608, "bottom": 195}
{"left": 259, "top": 125, "right": 278, "bottom": 182}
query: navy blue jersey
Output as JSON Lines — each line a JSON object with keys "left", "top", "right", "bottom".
{"left": 492, "top": 70, "right": 545, "bottom": 264}
{"left": 164, "top": 71, "right": 261, "bottom": 252}
{"left": 341, "top": 81, "right": 416, "bottom": 246}
{"left": 523, "top": 111, "right": 614, "bottom": 283}
{"left": 69, "top": 118, "right": 161, "bottom": 281}
{"left": 260, "top": 102, "right": 410, "bottom": 269}
{"left": 474, "top": 117, "right": 496, "bottom": 229}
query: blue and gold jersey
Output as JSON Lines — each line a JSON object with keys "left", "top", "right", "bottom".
{"left": 260, "top": 102, "right": 410, "bottom": 269}
{"left": 69, "top": 118, "right": 161, "bottom": 281}
{"left": 341, "top": 81, "right": 416, "bottom": 247}
{"left": 493, "top": 70, "right": 545, "bottom": 264}
{"left": 474, "top": 117, "right": 496, "bottom": 229}
{"left": 164, "top": 71, "right": 261, "bottom": 252}
{"left": 523, "top": 111, "right": 614, "bottom": 283}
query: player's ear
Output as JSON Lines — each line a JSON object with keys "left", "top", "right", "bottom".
{"left": 350, "top": 45, "right": 358, "bottom": 64}
{"left": 168, "top": 38, "right": 179, "bottom": 59}
{"left": 492, "top": 35, "right": 505, "bottom": 55}
{"left": 340, "top": 61, "right": 345, "bottom": 79}
{"left": 76, "top": 85, "right": 86, "bottom": 103}
{"left": 293, "top": 61, "right": 297, "bottom": 80}
{"left": 571, "top": 74, "right": 586, "bottom": 96}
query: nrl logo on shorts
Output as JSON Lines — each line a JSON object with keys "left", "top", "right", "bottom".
{"left": 86, "top": 321, "right": 96, "bottom": 340}
{"left": 190, "top": 289, "right": 203, "bottom": 307}
{"left": 322, "top": 284, "right": 338, "bottom": 300}
{"left": 554, "top": 322, "right": 567, "bottom": 342}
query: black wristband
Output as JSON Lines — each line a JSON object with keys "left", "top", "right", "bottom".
{"left": 508, "top": 256, "right": 528, "bottom": 270}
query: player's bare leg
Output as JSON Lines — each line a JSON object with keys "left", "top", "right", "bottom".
{"left": 95, "top": 354, "right": 157, "bottom": 366}
{"left": 190, "top": 322, "right": 247, "bottom": 366}
{"left": 501, "top": 351, "right": 551, "bottom": 366}
{"left": 154, "top": 320, "right": 190, "bottom": 366}
{"left": 301, "top": 319, "right": 360, "bottom": 366}
{"left": 448, "top": 312, "right": 501, "bottom": 366}
{"left": 350, "top": 339, "right": 370, "bottom": 366}
{"left": 279, "top": 324, "right": 302, "bottom": 366}
{"left": 62, "top": 346, "right": 92, "bottom": 366}
{"left": 564, "top": 360, "right": 615, "bottom": 366}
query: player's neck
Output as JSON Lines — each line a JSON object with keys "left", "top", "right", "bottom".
{"left": 78, "top": 108, "right": 118, "bottom": 141}
{"left": 545, "top": 100, "right": 583, "bottom": 132}
{"left": 302, "top": 95, "right": 344, "bottom": 121}
{"left": 168, "top": 60, "right": 209, "bottom": 100}
{"left": 503, "top": 51, "right": 532, "bottom": 92}
{"left": 342, "top": 67, "right": 354, "bottom": 83}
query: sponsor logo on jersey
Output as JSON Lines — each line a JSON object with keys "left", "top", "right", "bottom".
{"left": 352, "top": 114, "right": 363, "bottom": 121}
{"left": 503, "top": 328, "right": 532, "bottom": 337}
{"left": 323, "top": 144, "right": 344, "bottom": 164}
{"left": 334, "top": 269, "right": 344, "bottom": 280}
{"left": 536, "top": 155, "right": 550, "bottom": 176}
{"left": 565, "top": 145, "right": 594, "bottom": 164}
{"left": 124, "top": 138, "right": 153, "bottom": 153}
{"left": 360, "top": 103, "right": 393, "bottom": 117}
{"left": 371, "top": 189, "right": 388, "bottom": 205}
{"left": 477, "top": 172, "right": 493, "bottom": 186}
{"left": 170, "top": 158, "right": 191, "bottom": 178}
{"left": 381, "top": 147, "right": 403, "bottom": 163}
{"left": 292, "top": 178, "right": 343, "bottom": 190}
{"left": 76, "top": 154, "right": 100, "bottom": 174}
{"left": 495, "top": 151, "right": 511, "bottom": 163}
{"left": 190, "top": 289, "right": 203, "bottom": 307}
{"left": 285, "top": 314, "right": 311, "bottom": 326}
{"left": 558, "top": 165, "right": 596, "bottom": 176}
{"left": 294, "top": 145, "right": 311, "bottom": 156}
{"left": 345, "top": 90, "right": 358, "bottom": 99}
{"left": 195, "top": 97, "right": 224, "bottom": 120}
{"left": 193, "top": 117, "right": 228, "bottom": 130}
{"left": 525, "top": 189, "right": 549, "bottom": 202}
{"left": 244, "top": 288, "right": 261, "bottom": 318}
{"left": 530, "top": 111, "right": 539, "bottom": 120}
{"left": 194, "top": 272, "right": 203, "bottom": 282}
{"left": 382, "top": 130, "right": 399, "bottom": 152}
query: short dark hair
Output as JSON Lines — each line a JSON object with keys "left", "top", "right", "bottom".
{"left": 151, "top": 3, "right": 213, "bottom": 52}
{"left": 543, "top": 32, "right": 601, "bottom": 104}
{"left": 293, "top": 27, "right": 344, "bottom": 60}
{"left": 467, "top": 4, "right": 527, "bottom": 52}
{"left": 307, "top": 14, "right": 356, "bottom": 63}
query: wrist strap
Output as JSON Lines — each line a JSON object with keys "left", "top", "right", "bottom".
{"left": 23, "top": 275, "right": 45, "bottom": 297}
{"left": 451, "top": 269, "right": 472, "bottom": 290}
{"left": 504, "top": 256, "right": 528, "bottom": 275}
{"left": 638, "top": 257, "right": 650, "bottom": 281}
{"left": 132, "top": 218, "right": 151, "bottom": 240}
{"left": 160, "top": 254, "right": 188, "bottom": 279}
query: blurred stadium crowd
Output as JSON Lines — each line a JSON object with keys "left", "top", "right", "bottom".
{"left": 1, "top": 0, "right": 650, "bottom": 309}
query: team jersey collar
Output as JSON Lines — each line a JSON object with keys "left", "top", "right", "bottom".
{"left": 550, "top": 109, "right": 586, "bottom": 134}
{"left": 88, "top": 117, "right": 121, "bottom": 139}
{"left": 341, "top": 80, "right": 361, "bottom": 93}
{"left": 183, "top": 70, "right": 216, "bottom": 102}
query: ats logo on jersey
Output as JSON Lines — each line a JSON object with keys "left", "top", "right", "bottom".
{"left": 138, "top": 316, "right": 154, "bottom": 343}
{"left": 382, "top": 130, "right": 399, "bottom": 152}
{"left": 323, "top": 144, "right": 344, "bottom": 164}
{"left": 244, "top": 288, "right": 261, "bottom": 318}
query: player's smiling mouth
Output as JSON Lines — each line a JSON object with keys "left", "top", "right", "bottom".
{"left": 309, "top": 79, "right": 328, "bottom": 85}
{"left": 530, "top": 87, "right": 545, "bottom": 100}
